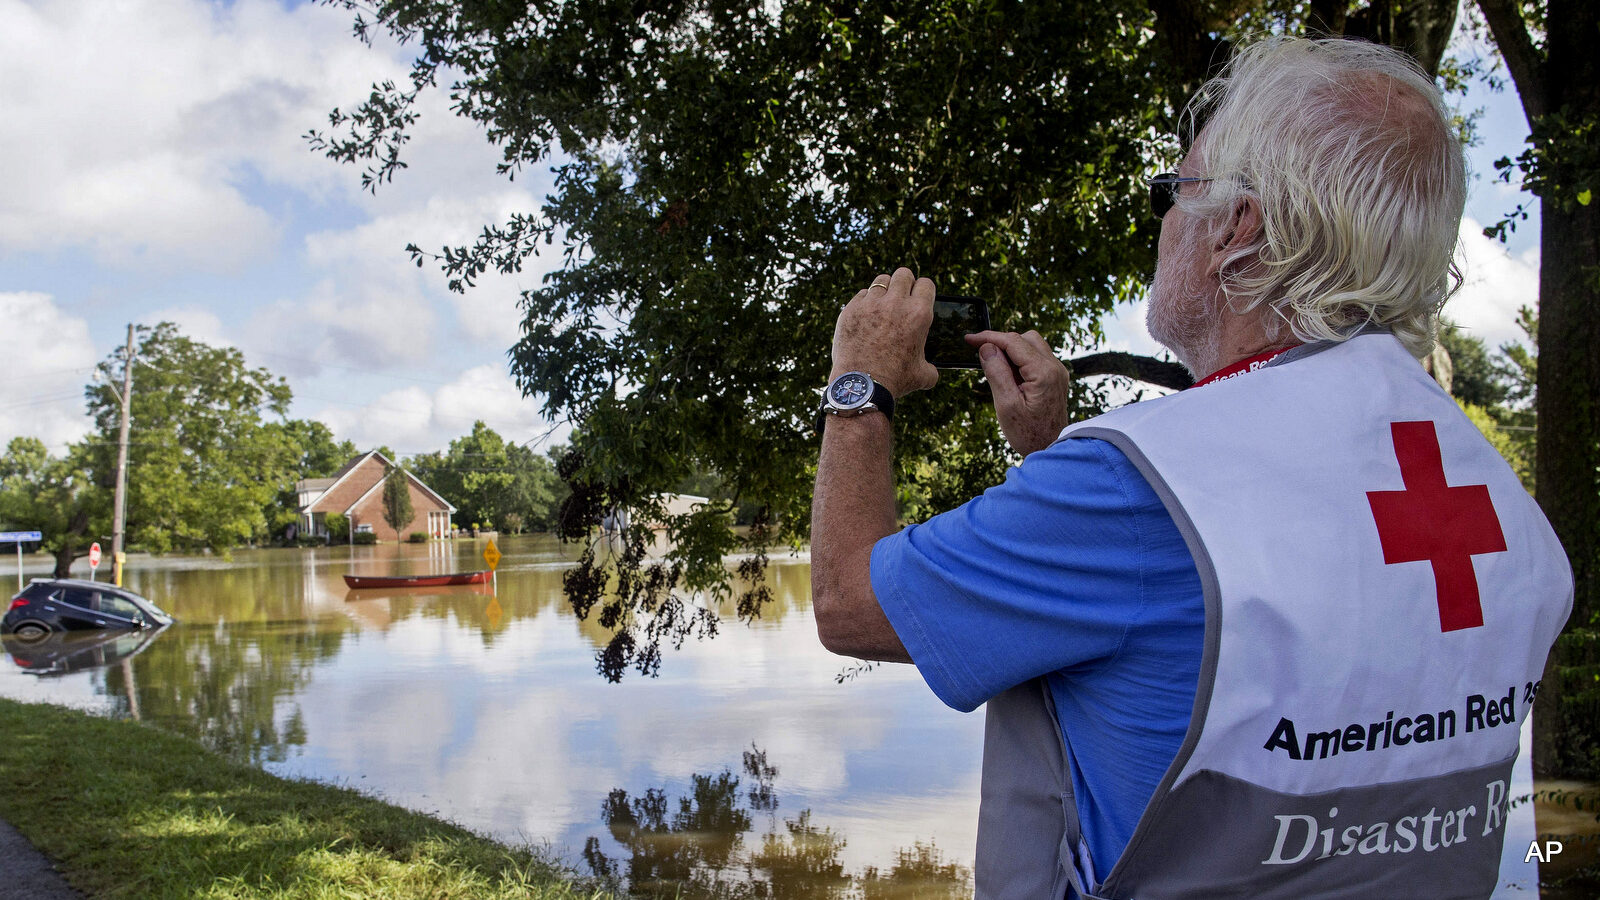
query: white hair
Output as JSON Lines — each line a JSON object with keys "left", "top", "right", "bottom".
{"left": 1175, "top": 37, "right": 1466, "bottom": 357}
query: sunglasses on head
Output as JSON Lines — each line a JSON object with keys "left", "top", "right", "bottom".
{"left": 1148, "top": 173, "right": 1214, "bottom": 219}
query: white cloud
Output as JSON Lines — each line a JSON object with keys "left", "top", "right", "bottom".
{"left": 0, "top": 292, "right": 98, "bottom": 452}
{"left": 1448, "top": 216, "right": 1540, "bottom": 352}
{"left": 146, "top": 305, "right": 230, "bottom": 349}
{"left": 0, "top": 0, "right": 411, "bottom": 270}
{"left": 300, "top": 190, "right": 548, "bottom": 348}
{"left": 240, "top": 189, "right": 550, "bottom": 388}
{"left": 1, "top": 0, "right": 570, "bottom": 461}
{"left": 247, "top": 277, "right": 440, "bottom": 378}
{"left": 309, "top": 365, "right": 564, "bottom": 455}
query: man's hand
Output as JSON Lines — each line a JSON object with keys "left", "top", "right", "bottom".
{"left": 831, "top": 267, "right": 939, "bottom": 398}
{"left": 965, "top": 329, "right": 1073, "bottom": 457}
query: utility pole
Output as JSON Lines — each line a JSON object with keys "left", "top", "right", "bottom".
{"left": 111, "top": 323, "right": 134, "bottom": 587}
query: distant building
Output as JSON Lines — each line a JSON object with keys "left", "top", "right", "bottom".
{"left": 297, "top": 451, "right": 456, "bottom": 542}
{"left": 599, "top": 494, "right": 710, "bottom": 536}
{"left": 658, "top": 494, "right": 710, "bottom": 519}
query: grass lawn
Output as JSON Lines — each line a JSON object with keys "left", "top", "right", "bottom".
{"left": 0, "top": 698, "right": 610, "bottom": 900}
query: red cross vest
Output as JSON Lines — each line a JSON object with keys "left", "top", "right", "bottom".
{"left": 976, "top": 333, "right": 1571, "bottom": 899}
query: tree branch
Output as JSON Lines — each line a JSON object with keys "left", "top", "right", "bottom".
{"left": 1476, "top": 0, "right": 1547, "bottom": 126}
{"left": 1068, "top": 351, "right": 1195, "bottom": 391}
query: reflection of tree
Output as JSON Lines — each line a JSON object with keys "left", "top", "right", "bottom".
{"left": 859, "top": 842, "right": 973, "bottom": 900}
{"left": 586, "top": 769, "right": 753, "bottom": 898}
{"left": 748, "top": 811, "right": 850, "bottom": 900}
{"left": 744, "top": 745, "right": 778, "bottom": 815}
{"left": 100, "top": 621, "right": 349, "bottom": 764}
{"left": 584, "top": 746, "right": 971, "bottom": 899}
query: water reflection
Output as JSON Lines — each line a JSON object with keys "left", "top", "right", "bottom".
{"left": 584, "top": 745, "right": 970, "bottom": 899}
{"left": 105, "top": 621, "right": 347, "bottom": 763}
{"left": 0, "top": 536, "right": 986, "bottom": 892}
{"left": 2, "top": 626, "right": 167, "bottom": 678}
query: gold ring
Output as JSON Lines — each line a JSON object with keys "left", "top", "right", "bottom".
{"left": 869, "top": 279, "right": 890, "bottom": 292}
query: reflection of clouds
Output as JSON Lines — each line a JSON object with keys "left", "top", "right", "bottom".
{"left": 818, "top": 787, "right": 983, "bottom": 875}
{"left": 2, "top": 537, "right": 987, "bottom": 882}
{"left": 277, "top": 554, "right": 984, "bottom": 874}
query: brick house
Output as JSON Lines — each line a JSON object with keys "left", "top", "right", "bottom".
{"left": 297, "top": 451, "right": 455, "bottom": 542}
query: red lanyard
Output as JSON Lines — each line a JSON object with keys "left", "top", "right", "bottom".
{"left": 1189, "top": 346, "right": 1299, "bottom": 389}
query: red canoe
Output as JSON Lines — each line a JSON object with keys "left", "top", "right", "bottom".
{"left": 343, "top": 571, "right": 493, "bottom": 589}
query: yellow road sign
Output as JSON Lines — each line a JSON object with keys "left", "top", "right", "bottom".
{"left": 483, "top": 539, "right": 501, "bottom": 571}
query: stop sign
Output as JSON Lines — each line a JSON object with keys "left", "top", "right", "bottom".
{"left": 88, "top": 542, "right": 102, "bottom": 567}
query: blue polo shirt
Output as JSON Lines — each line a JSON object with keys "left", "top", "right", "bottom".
{"left": 870, "top": 435, "right": 1204, "bottom": 881}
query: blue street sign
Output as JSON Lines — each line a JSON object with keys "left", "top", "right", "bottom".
{"left": 0, "top": 531, "right": 42, "bottom": 543}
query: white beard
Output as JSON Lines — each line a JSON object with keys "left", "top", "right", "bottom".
{"left": 1147, "top": 238, "right": 1222, "bottom": 377}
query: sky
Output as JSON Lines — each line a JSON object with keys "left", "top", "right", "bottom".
{"left": 0, "top": 0, "right": 1545, "bottom": 459}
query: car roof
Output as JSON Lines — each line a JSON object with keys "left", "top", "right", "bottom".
{"left": 30, "top": 578, "right": 143, "bottom": 596}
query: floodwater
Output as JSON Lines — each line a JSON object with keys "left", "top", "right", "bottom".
{"left": 0, "top": 535, "right": 984, "bottom": 897}
{"left": 4, "top": 536, "right": 1599, "bottom": 897}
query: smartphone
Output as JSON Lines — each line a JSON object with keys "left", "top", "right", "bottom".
{"left": 925, "top": 295, "right": 991, "bottom": 369}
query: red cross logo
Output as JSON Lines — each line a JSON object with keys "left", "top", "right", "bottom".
{"left": 1367, "top": 421, "right": 1507, "bottom": 632}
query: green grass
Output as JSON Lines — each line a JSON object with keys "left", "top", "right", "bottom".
{"left": 0, "top": 698, "right": 611, "bottom": 900}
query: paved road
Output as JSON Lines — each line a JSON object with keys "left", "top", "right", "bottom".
{"left": 0, "top": 817, "right": 83, "bottom": 899}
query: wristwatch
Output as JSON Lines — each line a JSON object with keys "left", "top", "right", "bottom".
{"left": 817, "top": 371, "right": 895, "bottom": 433}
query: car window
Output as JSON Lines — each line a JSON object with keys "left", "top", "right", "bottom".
{"left": 99, "top": 595, "right": 142, "bottom": 620}
{"left": 61, "top": 588, "right": 97, "bottom": 610}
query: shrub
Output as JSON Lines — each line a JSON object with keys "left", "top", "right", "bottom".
{"left": 352, "top": 532, "right": 378, "bottom": 546}
{"left": 293, "top": 534, "right": 323, "bottom": 548}
{"left": 407, "top": 532, "right": 429, "bottom": 543}
{"left": 324, "top": 512, "right": 350, "bottom": 540}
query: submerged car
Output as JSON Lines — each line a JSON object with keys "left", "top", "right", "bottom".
{"left": 2, "top": 578, "right": 174, "bottom": 638}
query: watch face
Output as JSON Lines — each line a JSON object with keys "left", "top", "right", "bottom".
{"left": 829, "top": 372, "right": 872, "bottom": 408}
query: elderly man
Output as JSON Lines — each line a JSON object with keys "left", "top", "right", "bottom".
{"left": 811, "top": 37, "right": 1570, "bottom": 899}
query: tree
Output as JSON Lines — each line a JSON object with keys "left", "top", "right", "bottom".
{"left": 409, "top": 422, "right": 567, "bottom": 533}
{"left": 278, "top": 419, "right": 359, "bottom": 478}
{"left": 1468, "top": 0, "right": 1600, "bottom": 778}
{"left": 381, "top": 464, "right": 415, "bottom": 536}
{"left": 318, "top": 0, "right": 1174, "bottom": 677}
{"left": 265, "top": 418, "right": 359, "bottom": 541}
{"left": 6, "top": 325, "right": 347, "bottom": 567}
{"left": 1438, "top": 318, "right": 1536, "bottom": 492}
{"left": 413, "top": 421, "right": 512, "bottom": 530}
{"left": 1439, "top": 320, "right": 1513, "bottom": 410}
{"left": 0, "top": 438, "right": 105, "bottom": 578}
{"left": 84, "top": 323, "right": 298, "bottom": 554}
{"left": 317, "top": 1, "right": 1597, "bottom": 721}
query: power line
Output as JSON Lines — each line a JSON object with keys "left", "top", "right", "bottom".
{"left": 4, "top": 366, "right": 96, "bottom": 384}
{"left": 0, "top": 391, "right": 88, "bottom": 413}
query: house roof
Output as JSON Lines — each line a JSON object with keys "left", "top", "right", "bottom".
{"left": 298, "top": 450, "right": 457, "bottom": 515}
{"left": 344, "top": 466, "right": 457, "bottom": 516}
{"left": 325, "top": 453, "right": 370, "bottom": 484}
{"left": 295, "top": 477, "right": 337, "bottom": 494}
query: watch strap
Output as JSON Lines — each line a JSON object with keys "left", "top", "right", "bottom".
{"left": 867, "top": 382, "right": 895, "bottom": 420}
